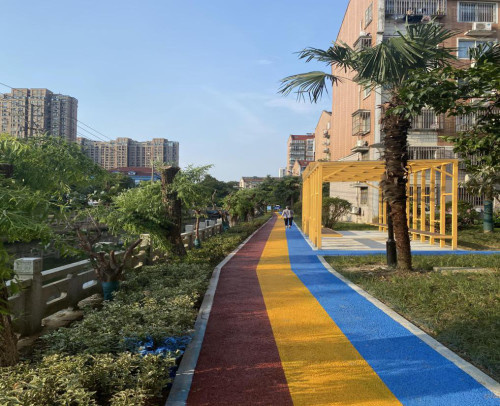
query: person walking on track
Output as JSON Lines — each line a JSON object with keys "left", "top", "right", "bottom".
{"left": 282, "top": 206, "right": 294, "bottom": 229}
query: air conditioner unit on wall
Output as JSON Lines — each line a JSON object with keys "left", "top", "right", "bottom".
{"left": 356, "top": 140, "right": 368, "bottom": 147}
{"left": 472, "top": 22, "right": 492, "bottom": 31}
{"left": 350, "top": 206, "right": 361, "bottom": 215}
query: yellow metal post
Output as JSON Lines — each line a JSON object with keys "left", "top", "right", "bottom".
{"left": 420, "top": 169, "right": 426, "bottom": 242}
{"left": 429, "top": 168, "right": 436, "bottom": 245}
{"left": 316, "top": 166, "right": 323, "bottom": 249}
{"left": 440, "top": 165, "right": 446, "bottom": 248}
{"left": 406, "top": 183, "right": 411, "bottom": 228}
{"left": 379, "top": 189, "right": 383, "bottom": 231}
{"left": 452, "top": 161, "right": 458, "bottom": 249}
{"left": 412, "top": 173, "right": 418, "bottom": 239}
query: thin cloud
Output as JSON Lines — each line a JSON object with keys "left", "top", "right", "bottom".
{"left": 256, "top": 59, "right": 273, "bottom": 65}
{"left": 264, "top": 97, "right": 318, "bottom": 114}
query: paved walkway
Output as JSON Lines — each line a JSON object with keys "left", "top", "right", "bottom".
{"left": 169, "top": 216, "right": 499, "bottom": 405}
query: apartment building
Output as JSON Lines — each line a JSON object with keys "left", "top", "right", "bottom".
{"left": 286, "top": 134, "right": 315, "bottom": 175}
{"left": 0, "top": 88, "right": 77, "bottom": 142}
{"left": 239, "top": 176, "right": 267, "bottom": 189}
{"left": 78, "top": 137, "right": 179, "bottom": 170}
{"left": 291, "top": 159, "right": 313, "bottom": 176}
{"left": 328, "top": 0, "right": 499, "bottom": 222}
{"left": 314, "top": 111, "right": 332, "bottom": 161}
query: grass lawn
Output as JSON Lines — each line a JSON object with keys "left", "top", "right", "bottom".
{"left": 456, "top": 226, "right": 500, "bottom": 250}
{"left": 325, "top": 254, "right": 500, "bottom": 381}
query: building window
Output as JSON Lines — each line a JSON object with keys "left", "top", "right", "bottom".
{"left": 363, "top": 86, "right": 372, "bottom": 99}
{"left": 360, "top": 187, "right": 368, "bottom": 205}
{"left": 458, "top": 2, "right": 497, "bottom": 23}
{"left": 365, "top": 3, "right": 373, "bottom": 27}
{"left": 352, "top": 110, "right": 371, "bottom": 136}
{"left": 458, "top": 39, "right": 493, "bottom": 58}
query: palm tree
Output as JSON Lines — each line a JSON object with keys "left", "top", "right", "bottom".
{"left": 279, "top": 23, "right": 456, "bottom": 271}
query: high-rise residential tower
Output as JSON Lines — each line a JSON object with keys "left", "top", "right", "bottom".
{"left": 77, "top": 137, "right": 179, "bottom": 170}
{"left": 286, "top": 134, "right": 315, "bottom": 175}
{"left": 0, "top": 88, "right": 77, "bottom": 142}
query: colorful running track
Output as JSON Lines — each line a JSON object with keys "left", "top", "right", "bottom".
{"left": 168, "top": 215, "right": 499, "bottom": 406}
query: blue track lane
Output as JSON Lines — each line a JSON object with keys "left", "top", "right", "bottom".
{"left": 285, "top": 225, "right": 499, "bottom": 406}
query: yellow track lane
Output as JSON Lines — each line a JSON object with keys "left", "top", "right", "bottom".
{"left": 256, "top": 219, "right": 402, "bottom": 406}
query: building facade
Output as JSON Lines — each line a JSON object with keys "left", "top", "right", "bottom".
{"left": 78, "top": 137, "right": 179, "bottom": 170}
{"left": 286, "top": 134, "right": 315, "bottom": 175}
{"left": 0, "top": 88, "right": 77, "bottom": 142}
{"left": 328, "top": 0, "right": 500, "bottom": 222}
{"left": 314, "top": 111, "right": 332, "bottom": 161}
{"left": 291, "top": 159, "right": 313, "bottom": 176}
{"left": 239, "top": 176, "right": 267, "bottom": 189}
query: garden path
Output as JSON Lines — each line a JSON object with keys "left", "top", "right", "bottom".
{"left": 168, "top": 215, "right": 500, "bottom": 406}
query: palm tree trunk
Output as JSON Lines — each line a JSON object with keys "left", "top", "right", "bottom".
{"left": 381, "top": 97, "right": 412, "bottom": 271}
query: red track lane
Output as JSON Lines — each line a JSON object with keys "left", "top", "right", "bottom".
{"left": 187, "top": 217, "right": 293, "bottom": 406}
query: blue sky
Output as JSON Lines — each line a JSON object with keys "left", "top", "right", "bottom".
{"left": 1, "top": 0, "right": 348, "bottom": 181}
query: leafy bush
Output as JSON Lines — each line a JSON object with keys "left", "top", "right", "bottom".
{"left": 43, "top": 263, "right": 212, "bottom": 355}
{"left": 0, "top": 353, "right": 174, "bottom": 406}
{"left": 445, "top": 200, "right": 480, "bottom": 229}
{"left": 322, "top": 197, "right": 352, "bottom": 229}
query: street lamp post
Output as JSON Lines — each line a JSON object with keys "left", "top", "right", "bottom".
{"left": 386, "top": 202, "right": 397, "bottom": 267}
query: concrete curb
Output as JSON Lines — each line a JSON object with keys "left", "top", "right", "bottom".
{"left": 165, "top": 217, "right": 274, "bottom": 406}
{"left": 317, "top": 255, "right": 500, "bottom": 397}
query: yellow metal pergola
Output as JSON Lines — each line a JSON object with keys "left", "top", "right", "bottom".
{"left": 302, "top": 160, "right": 459, "bottom": 250}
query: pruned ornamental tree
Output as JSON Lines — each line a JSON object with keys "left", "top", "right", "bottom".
{"left": 279, "top": 23, "right": 456, "bottom": 270}
{"left": 172, "top": 165, "right": 213, "bottom": 248}
{"left": 397, "top": 44, "right": 500, "bottom": 233}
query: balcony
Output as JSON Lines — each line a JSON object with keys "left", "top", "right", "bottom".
{"left": 351, "top": 140, "right": 369, "bottom": 153}
{"left": 354, "top": 34, "right": 372, "bottom": 51}
{"left": 407, "top": 146, "right": 456, "bottom": 160}
{"left": 410, "top": 109, "right": 444, "bottom": 131}
{"left": 352, "top": 110, "right": 371, "bottom": 136}
{"left": 385, "top": 0, "right": 447, "bottom": 19}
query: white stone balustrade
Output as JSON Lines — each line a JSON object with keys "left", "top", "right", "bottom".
{"left": 8, "top": 225, "right": 224, "bottom": 336}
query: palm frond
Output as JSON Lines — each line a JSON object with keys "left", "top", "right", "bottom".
{"left": 278, "top": 71, "right": 340, "bottom": 103}
{"left": 297, "top": 43, "right": 355, "bottom": 72}
{"left": 470, "top": 43, "right": 500, "bottom": 65}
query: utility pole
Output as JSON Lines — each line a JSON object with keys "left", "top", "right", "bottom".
{"left": 386, "top": 202, "right": 397, "bottom": 267}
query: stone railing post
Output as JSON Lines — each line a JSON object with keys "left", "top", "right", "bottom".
{"left": 14, "top": 257, "right": 43, "bottom": 336}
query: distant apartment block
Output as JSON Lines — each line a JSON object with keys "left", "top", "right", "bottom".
{"left": 239, "top": 176, "right": 267, "bottom": 189}
{"left": 0, "top": 88, "right": 77, "bottom": 141}
{"left": 291, "top": 159, "right": 312, "bottom": 176}
{"left": 278, "top": 167, "right": 287, "bottom": 178}
{"left": 78, "top": 137, "right": 179, "bottom": 170}
{"left": 286, "top": 134, "right": 315, "bottom": 175}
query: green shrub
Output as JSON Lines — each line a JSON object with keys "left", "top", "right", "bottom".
{"left": 43, "top": 263, "right": 212, "bottom": 355}
{"left": 322, "top": 197, "right": 351, "bottom": 229}
{"left": 0, "top": 353, "right": 174, "bottom": 406}
{"left": 445, "top": 201, "right": 480, "bottom": 229}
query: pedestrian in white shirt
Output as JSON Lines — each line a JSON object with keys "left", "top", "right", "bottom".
{"left": 282, "top": 206, "right": 294, "bottom": 229}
